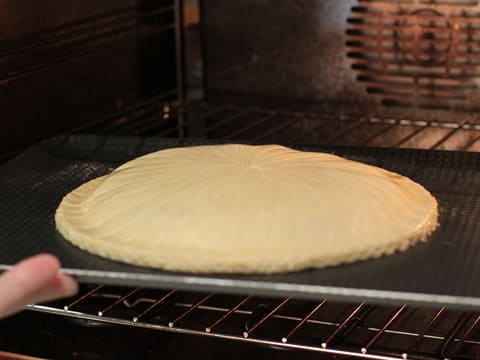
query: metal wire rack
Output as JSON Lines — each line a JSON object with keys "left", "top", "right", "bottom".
{"left": 71, "top": 92, "right": 480, "bottom": 152}
{"left": 27, "top": 284, "right": 480, "bottom": 360}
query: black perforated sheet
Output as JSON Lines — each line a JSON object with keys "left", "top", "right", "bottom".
{"left": 0, "top": 135, "right": 479, "bottom": 309}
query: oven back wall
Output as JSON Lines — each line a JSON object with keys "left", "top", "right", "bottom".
{"left": 202, "top": 0, "right": 480, "bottom": 124}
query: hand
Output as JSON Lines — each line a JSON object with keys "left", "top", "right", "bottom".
{"left": 0, "top": 254, "right": 78, "bottom": 319}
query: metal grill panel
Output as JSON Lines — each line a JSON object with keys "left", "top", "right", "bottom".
{"left": 24, "top": 284, "right": 480, "bottom": 360}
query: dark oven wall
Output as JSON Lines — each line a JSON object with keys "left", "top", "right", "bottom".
{"left": 0, "top": 0, "right": 178, "bottom": 157}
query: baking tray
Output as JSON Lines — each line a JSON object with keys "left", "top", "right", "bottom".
{"left": 1, "top": 135, "right": 480, "bottom": 310}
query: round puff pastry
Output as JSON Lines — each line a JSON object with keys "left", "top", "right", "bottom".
{"left": 55, "top": 144, "right": 438, "bottom": 273}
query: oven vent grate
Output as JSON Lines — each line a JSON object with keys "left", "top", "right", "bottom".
{"left": 346, "top": 0, "right": 480, "bottom": 110}
{"left": 29, "top": 285, "right": 480, "bottom": 360}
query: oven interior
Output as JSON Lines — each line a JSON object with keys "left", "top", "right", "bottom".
{"left": 1, "top": 0, "right": 480, "bottom": 359}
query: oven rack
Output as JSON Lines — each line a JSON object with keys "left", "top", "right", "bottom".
{"left": 4, "top": 90, "right": 480, "bottom": 164}
{"left": 72, "top": 93, "right": 480, "bottom": 153}
{"left": 27, "top": 285, "right": 480, "bottom": 360}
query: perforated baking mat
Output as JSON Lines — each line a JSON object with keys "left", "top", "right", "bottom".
{"left": 1, "top": 135, "right": 480, "bottom": 309}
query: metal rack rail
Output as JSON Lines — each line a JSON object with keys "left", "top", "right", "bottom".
{"left": 28, "top": 284, "right": 480, "bottom": 360}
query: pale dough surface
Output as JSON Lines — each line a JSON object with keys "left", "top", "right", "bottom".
{"left": 55, "top": 144, "right": 438, "bottom": 273}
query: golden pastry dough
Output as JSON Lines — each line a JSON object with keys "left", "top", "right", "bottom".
{"left": 55, "top": 144, "right": 438, "bottom": 273}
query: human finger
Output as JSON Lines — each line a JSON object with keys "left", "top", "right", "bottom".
{"left": 0, "top": 254, "right": 77, "bottom": 318}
